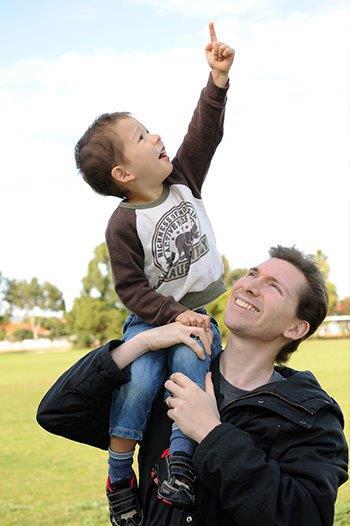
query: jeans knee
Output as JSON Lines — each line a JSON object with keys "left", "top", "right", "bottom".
{"left": 169, "top": 343, "right": 210, "bottom": 378}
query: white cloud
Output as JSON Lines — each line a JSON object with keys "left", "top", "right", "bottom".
{"left": 129, "top": 0, "right": 278, "bottom": 18}
{"left": 1, "top": 3, "right": 349, "bottom": 308}
{"left": 129, "top": 0, "right": 348, "bottom": 19}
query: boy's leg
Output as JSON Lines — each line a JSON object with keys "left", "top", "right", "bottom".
{"left": 107, "top": 315, "right": 167, "bottom": 525}
{"left": 152, "top": 316, "right": 221, "bottom": 510}
{"left": 108, "top": 315, "right": 167, "bottom": 483}
{"left": 166, "top": 316, "right": 221, "bottom": 456}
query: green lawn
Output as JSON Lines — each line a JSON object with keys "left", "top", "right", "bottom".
{"left": 0, "top": 339, "right": 349, "bottom": 525}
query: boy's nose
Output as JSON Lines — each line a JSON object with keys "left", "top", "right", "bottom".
{"left": 151, "top": 134, "right": 160, "bottom": 143}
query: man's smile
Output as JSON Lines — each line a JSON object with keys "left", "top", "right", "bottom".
{"left": 234, "top": 297, "right": 260, "bottom": 313}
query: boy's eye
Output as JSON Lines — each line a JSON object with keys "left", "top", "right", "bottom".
{"left": 139, "top": 134, "right": 144, "bottom": 142}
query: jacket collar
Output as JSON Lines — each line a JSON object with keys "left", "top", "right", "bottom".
{"left": 211, "top": 353, "right": 344, "bottom": 426}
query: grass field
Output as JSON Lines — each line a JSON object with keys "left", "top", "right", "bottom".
{"left": 0, "top": 338, "right": 349, "bottom": 525}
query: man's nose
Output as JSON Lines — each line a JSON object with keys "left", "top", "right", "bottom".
{"left": 245, "top": 279, "right": 261, "bottom": 296}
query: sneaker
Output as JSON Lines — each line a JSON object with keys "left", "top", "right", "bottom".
{"left": 106, "top": 472, "right": 143, "bottom": 526}
{"left": 151, "top": 449, "right": 196, "bottom": 510}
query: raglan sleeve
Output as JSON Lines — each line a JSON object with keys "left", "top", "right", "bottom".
{"left": 192, "top": 409, "right": 348, "bottom": 526}
{"left": 169, "top": 73, "right": 229, "bottom": 198}
{"left": 106, "top": 207, "right": 187, "bottom": 326}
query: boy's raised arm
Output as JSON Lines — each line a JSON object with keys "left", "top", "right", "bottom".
{"left": 170, "top": 22, "right": 235, "bottom": 196}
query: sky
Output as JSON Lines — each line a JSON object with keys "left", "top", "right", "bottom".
{"left": 1, "top": 0, "right": 349, "bottom": 309}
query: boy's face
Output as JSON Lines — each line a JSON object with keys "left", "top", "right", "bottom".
{"left": 114, "top": 117, "right": 173, "bottom": 187}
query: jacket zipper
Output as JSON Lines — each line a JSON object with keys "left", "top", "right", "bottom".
{"left": 220, "top": 390, "right": 315, "bottom": 416}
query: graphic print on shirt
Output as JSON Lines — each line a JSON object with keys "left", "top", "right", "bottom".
{"left": 152, "top": 202, "right": 209, "bottom": 286}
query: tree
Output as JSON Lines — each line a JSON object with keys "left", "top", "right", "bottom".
{"left": 314, "top": 250, "right": 338, "bottom": 314}
{"left": 5, "top": 278, "right": 65, "bottom": 339}
{"left": 42, "top": 316, "right": 70, "bottom": 340}
{"left": 69, "top": 297, "right": 126, "bottom": 347}
{"left": 206, "top": 257, "right": 248, "bottom": 343}
{"left": 0, "top": 272, "right": 10, "bottom": 324}
{"left": 81, "top": 243, "right": 120, "bottom": 306}
{"left": 206, "top": 288, "right": 231, "bottom": 342}
{"left": 69, "top": 243, "right": 127, "bottom": 347}
{"left": 222, "top": 255, "right": 247, "bottom": 287}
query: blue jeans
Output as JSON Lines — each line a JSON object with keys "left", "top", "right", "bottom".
{"left": 109, "top": 310, "right": 222, "bottom": 441}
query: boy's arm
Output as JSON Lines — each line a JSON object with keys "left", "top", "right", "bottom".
{"left": 169, "top": 22, "right": 234, "bottom": 197}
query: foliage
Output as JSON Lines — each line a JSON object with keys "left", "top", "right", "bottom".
{"left": 5, "top": 278, "right": 65, "bottom": 339}
{"left": 82, "top": 243, "right": 121, "bottom": 306}
{"left": 68, "top": 243, "right": 127, "bottom": 346}
{"left": 314, "top": 250, "right": 338, "bottom": 314}
{"left": 222, "top": 255, "right": 247, "bottom": 287}
{"left": 207, "top": 288, "right": 231, "bottom": 342}
{"left": 69, "top": 296, "right": 127, "bottom": 348}
{"left": 42, "top": 316, "right": 70, "bottom": 340}
{"left": 206, "top": 256, "right": 247, "bottom": 343}
{"left": 0, "top": 272, "right": 10, "bottom": 322}
{"left": 11, "top": 328, "right": 33, "bottom": 341}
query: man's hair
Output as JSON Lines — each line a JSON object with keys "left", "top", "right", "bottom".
{"left": 75, "top": 112, "right": 131, "bottom": 198}
{"left": 269, "top": 245, "right": 328, "bottom": 364}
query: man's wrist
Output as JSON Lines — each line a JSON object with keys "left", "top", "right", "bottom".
{"left": 195, "top": 420, "right": 222, "bottom": 443}
{"left": 211, "top": 70, "right": 229, "bottom": 88}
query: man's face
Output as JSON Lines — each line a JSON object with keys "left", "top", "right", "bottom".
{"left": 114, "top": 117, "right": 173, "bottom": 185}
{"left": 224, "top": 258, "right": 308, "bottom": 343}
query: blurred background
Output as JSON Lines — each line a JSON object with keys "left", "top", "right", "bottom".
{"left": 0, "top": 1, "right": 349, "bottom": 524}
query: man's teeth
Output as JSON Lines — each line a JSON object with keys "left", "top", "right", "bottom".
{"left": 235, "top": 298, "right": 258, "bottom": 312}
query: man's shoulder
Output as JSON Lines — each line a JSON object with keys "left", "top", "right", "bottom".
{"left": 274, "top": 366, "right": 344, "bottom": 423}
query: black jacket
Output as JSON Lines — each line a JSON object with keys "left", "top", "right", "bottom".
{"left": 37, "top": 341, "right": 348, "bottom": 526}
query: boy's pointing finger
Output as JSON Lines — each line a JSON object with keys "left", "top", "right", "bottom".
{"left": 209, "top": 21, "right": 218, "bottom": 42}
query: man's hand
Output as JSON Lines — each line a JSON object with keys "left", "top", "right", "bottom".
{"left": 165, "top": 372, "right": 221, "bottom": 443}
{"left": 175, "top": 310, "right": 211, "bottom": 330}
{"left": 205, "top": 21, "right": 235, "bottom": 88}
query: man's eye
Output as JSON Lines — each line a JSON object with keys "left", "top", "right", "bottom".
{"left": 270, "top": 283, "right": 281, "bottom": 293}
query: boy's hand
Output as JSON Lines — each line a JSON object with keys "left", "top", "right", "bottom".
{"left": 175, "top": 310, "right": 211, "bottom": 331}
{"left": 205, "top": 21, "right": 234, "bottom": 87}
{"left": 145, "top": 322, "right": 212, "bottom": 359}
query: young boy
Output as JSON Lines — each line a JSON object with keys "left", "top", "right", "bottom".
{"left": 75, "top": 22, "right": 234, "bottom": 526}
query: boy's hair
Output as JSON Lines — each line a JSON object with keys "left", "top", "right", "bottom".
{"left": 75, "top": 112, "right": 131, "bottom": 198}
{"left": 269, "top": 245, "right": 328, "bottom": 364}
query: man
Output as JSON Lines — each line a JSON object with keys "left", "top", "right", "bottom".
{"left": 37, "top": 246, "right": 348, "bottom": 525}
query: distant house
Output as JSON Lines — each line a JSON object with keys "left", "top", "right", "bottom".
{"left": 1, "top": 321, "right": 49, "bottom": 339}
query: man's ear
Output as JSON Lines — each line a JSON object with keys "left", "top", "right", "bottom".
{"left": 111, "top": 165, "right": 135, "bottom": 184}
{"left": 283, "top": 319, "right": 310, "bottom": 341}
